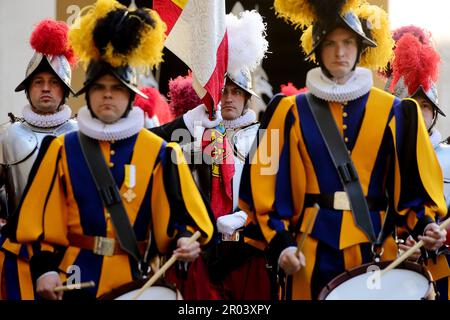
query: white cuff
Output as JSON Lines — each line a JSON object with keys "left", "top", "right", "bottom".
{"left": 217, "top": 210, "right": 248, "bottom": 235}
{"left": 182, "top": 103, "right": 222, "bottom": 137}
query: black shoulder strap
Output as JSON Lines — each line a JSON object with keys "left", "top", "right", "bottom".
{"left": 77, "top": 132, "right": 142, "bottom": 263}
{"left": 305, "top": 93, "right": 376, "bottom": 243}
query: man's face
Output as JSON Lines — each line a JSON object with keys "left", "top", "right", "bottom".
{"left": 28, "top": 71, "right": 65, "bottom": 114}
{"left": 221, "top": 82, "right": 247, "bottom": 121}
{"left": 320, "top": 27, "right": 359, "bottom": 81}
{"left": 415, "top": 96, "right": 435, "bottom": 131}
{"left": 88, "top": 74, "right": 131, "bottom": 124}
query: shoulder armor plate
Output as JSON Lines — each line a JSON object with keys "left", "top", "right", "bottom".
{"left": 1, "top": 123, "right": 37, "bottom": 165}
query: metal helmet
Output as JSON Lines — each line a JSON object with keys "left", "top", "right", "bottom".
{"left": 411, "top": 85, "right": 445, "bottom": 117}
{"left": 75, "top": 60, "right": 148, "bottom": 99}
{"left": 226, "top": 67, "right": 259, "bottom": 98}
{"left": 305, "top": 11, "right": 376, "bottom": 61}
{"left": 225, "top": 10, "right": 268, "bottom": 100}
{"left": 15, "top": 19, "right": 75, "bottom": 95}
{"left": 68, "top": 0, "right": 165, "bottom": 102}
{"left": 294, "top": 2, "right": 392, "bottom": 72}
{"left": 388, "top": 28, "right": 444, "bottom": 117}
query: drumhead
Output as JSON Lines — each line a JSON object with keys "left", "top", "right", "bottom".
{"left": 115, "top": 286, "right": 179, "bottom": 300}
{"left": 99, "top": 278, "right": 181, "bottom": 300}
{"left": 319, "top": 261, "right": 434, "bottom": 300}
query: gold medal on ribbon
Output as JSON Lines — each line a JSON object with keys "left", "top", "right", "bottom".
{"left": 123, "top": 164, "right": 137, "bottom": 203}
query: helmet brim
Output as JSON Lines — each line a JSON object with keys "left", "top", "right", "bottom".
{"left": 411, "top": 85, "right": 445, "bottom": 117}
{"left": 75, "top": 61, "right": 148, "bottom": 99}
{"left": 15, "top": 55, "right": 75, "bottom": 95}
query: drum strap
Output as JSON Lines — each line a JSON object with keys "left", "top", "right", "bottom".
{"left": 305, "top": 93, "right": 377, "bottom": 243}
{"left": 77, "top": 132, "right": 143, "bottom": 265}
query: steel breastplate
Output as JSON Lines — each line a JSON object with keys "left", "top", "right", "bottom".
{"left": 1, "top": 120, "right": 77, "bottom": 215}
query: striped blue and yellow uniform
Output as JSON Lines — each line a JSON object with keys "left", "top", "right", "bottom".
{"left": 0, "top": 240, "right": 34, "bottom": 300}
{"left": 8, "top": 128, "right": 214, "bottom": 298}
{"left": 427, "top": 253, "right": 450, "bottom": 300}
{"left": 239, "top": 88, "right": 447, "bottom": 299}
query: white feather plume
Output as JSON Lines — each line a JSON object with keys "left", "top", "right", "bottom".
{"left": 226, "top": 10, "right": 269, "bottom": 75}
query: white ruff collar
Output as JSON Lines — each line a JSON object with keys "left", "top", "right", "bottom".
{"left": 222, "top": 109, "right": 257, "bottom": 129}
{"left": 22, "top": 104, "right": 72, "bottom": 128}
{"left": 306, "top": 67, "right": 373, "bottom": 102}
{"left": 77, "top": 106, "right": 144, "bottom": 141}
{"left": 430, "top": 128, "right": 442, "bottom": 148}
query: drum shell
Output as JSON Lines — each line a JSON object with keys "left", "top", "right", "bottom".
{"left": 99, "top": 278, "right": 183, "bottom": 300}
{"left": 318, "top": 260, "right": 436, "bottom": 300}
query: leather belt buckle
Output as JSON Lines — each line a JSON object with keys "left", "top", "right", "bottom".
{"left": 221, "top": 230, "right": 241, "bottom": 242}
{"left": 333, "top": 191, "right": 351, "bottom": 211}
{"left": 93, "top": 236, "right": 115, "bottom": 256}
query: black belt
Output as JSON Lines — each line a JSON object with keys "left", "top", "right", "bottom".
{"left": 304, "top": 193, "right": 387, "bottom": 211}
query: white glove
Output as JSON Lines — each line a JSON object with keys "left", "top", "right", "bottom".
{"left": 278, "top": 246, "right": 306, "bottom": 275}
{"left": 182, "top": 103, "right": 222, "bottom": 137}
{"left": 278, "top": 246, "right": 298, "bottom": 266}
{"left": 217, "top": 210, "right": 247, "bottom": 235}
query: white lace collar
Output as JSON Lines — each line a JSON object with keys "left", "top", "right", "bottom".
{"left": 306, "top": 67, "right": 373, "bottom": 102}
{"left": 22, "top": 104, "right": 72, "bottom": 128}
{"left": 430, "top": 128, "right": 442, "bottom": 148}
{"left": 77, "top": 106, "right": 144, "bottom": 141}
{"left": 222, "top": 109, "right": 257, "bottom": 129}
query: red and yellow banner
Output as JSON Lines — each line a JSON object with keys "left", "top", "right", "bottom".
{"left": 153, "top": 0, "right": 228, "bottom": 116}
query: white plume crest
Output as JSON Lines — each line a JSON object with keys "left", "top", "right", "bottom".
{"left": 226, "top": 10, "right": 269, "bottom": 75}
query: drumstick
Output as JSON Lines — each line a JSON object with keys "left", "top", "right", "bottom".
{"left": 131, "top": 231, "right": 201, "bottom": 300}
{"left": 54, "top": 281, "right": 95, "bottom": 292}
{"left": 296, "top": 204, "right": 319, "bottom": 256}
{"left": 380, "top": 218, "right": 450, "bottom": 278}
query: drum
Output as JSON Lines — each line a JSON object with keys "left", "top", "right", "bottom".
{"left": 99, "top": 278, "right": 183, "bottom": 300}
{"left": 318, "top": 261, "right": 436, "bottom": 300}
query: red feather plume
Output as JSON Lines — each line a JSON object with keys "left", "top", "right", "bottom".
{"left": 391, "top": 33, "right": 440, "bottom": 95}
{"left": 380, "top": 25, "right": 433, "bottom": 79}
{"left": 280, "top": 82, "right": 308, "bottom": 96}
{"left": 392, "top": 25, "right": 431, "bottom": 45}
{"left": 30, "top": 19, "right": 76, "bottom": 66}
{"left": 168, "top": 73, "right": 202, "bottom": 118}
{"left": 134, "top": 87, "right": 174, "bottom": 125}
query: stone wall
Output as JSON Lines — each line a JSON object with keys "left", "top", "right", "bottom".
{"left": 0, "top": 0, "right": 55, "bottom": 124}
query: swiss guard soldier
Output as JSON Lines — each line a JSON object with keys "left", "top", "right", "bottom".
{"left": 0, "top": 19, "right": 77, "bottom": 300}
{"left": 5, "top": 0, "right": 213, "bottom": 300}
{"left": 239, "top": 0, "right": 447, "bottom": 299}
{"left": 386, "top": 25, "right": 450, "bottom": 300}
